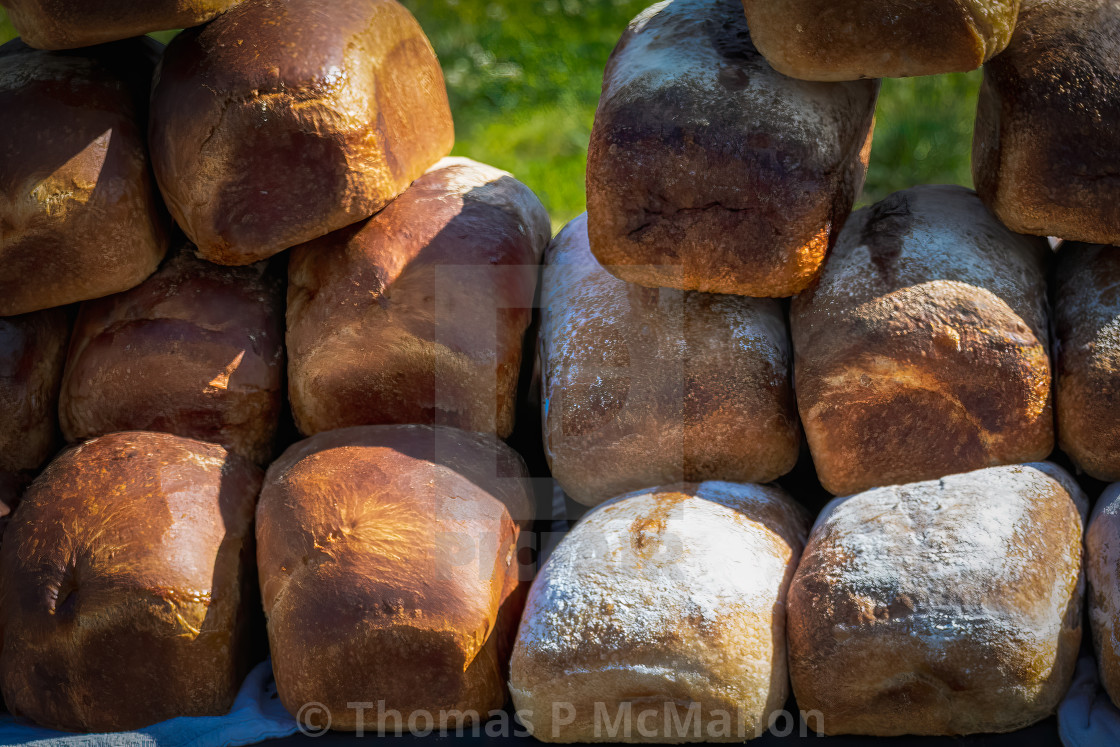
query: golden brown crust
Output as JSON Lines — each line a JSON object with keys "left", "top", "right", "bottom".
{"left": 0, "top": 307, "right": 68, "bottom": 475}
{"left": 542, "top": 214, "right": 800, "bottom": 507}
{"left": 973, "top": 0, "right": 1120, "bottom": 244}
{"left": 3, "top": 0, "right": 245, "bottom": 49}
{"left": 59, "top": 242, "right": 285, "bottom": 464}
{"left": 0, "top": 38, "right": 169, "bottom": 315}
{"left": 510, "top": 482, "right": 810, "bottom": 743}
{"left": 149, "top": 0, "right": 454, "bottom": 265}
{"left": 1087, "top": 485, "right": 1120, "bottom": 708}
{"left": 741, "top": 0, "right": 1019, "bottom": 81}
{"left": 257, "top": 425, "right": 535, "bottom": 731}
{"left": 286, "top": 158, "right": 549, "bottom": 438}
{"left": 791, "top": 185, "right": 1053, "bottom": 496}
{"left": 1053, "top": 243, "right": 1120, "bottom": 480}
{"left": 0, "top": 431, "right": 262, "bottom": 732}
{"left": 788, "top": 463, "right": 1085, "bottom": 736}
{"left": 585, "top": 0, "right": 878, "bottom": 297}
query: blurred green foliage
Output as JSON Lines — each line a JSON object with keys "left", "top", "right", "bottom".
{"left": 0, "top": 2, "right": 980, "bottom": 230}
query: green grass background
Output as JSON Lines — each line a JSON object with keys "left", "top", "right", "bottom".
{"left": 0, "top": 1, "right": 981, "bottom": 231}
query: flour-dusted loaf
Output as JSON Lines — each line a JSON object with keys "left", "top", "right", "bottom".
{"left": 510, "top": 481, "right": 808, "bottom": 742}
{"left": 0, "top": 432, "right": 262, "bottom": 732}
{"left": 791, "top": 185, "right": 1052, "bottom": 496}
{"left": 973, "top": 0, "right": 1120, "bottom": 245}
{"left": 741, "top": 0, "right": 1020, "bottom": 81}
{"left": 59, "top": 243, "right": 285, "bottom": 464}
{"left": 1087, "top": 483, "right": 1120, "bottom": 708}
{"left": 1, "top": 0, "right": 244, "bottom": 49}
{"left": 788, "top": 463, "right": 1086, "bottom": 736}
{"left": 585, "top": 0, "right": 877, "bottom": 298}
{"left": 287, "top": 158, "right": 549, "bottom": 438}
{"left": 1053, "top": 242, "right": 1120, "bottom": 480}
{"left": 0, "top": 308, "right": 68, "bottom": 483}
{"left": 257, "top": 425, "right": 534, "bottom": 731}
{"left": 541, "top": 214, "right": 799, "bottom": 507}
{"left": 149, "top": 0, "right": 454, "bottom": 266}
{"left": 0, "top": 38, "right": 168, "bottom": 316}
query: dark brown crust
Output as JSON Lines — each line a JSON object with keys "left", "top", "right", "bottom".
{"left": 0, "top": 38, "right": 169, "bottom": 315}
{"left": 286, "top": 159, "right": 549, "bottom": 438}
{"left": 585, "top": 0, "right": 878, "bottom": 297}
{"left": 0, "top": 307, "right": 69, "bottom": 474}
{"left": 1053, "top": 242, "right": 1120, "bottom": 480}
{"left": 542, "top": 214, "right": 800, "bottom": 506}
{"left": 0, "top": 431, "right": 262, "bottom": 732}
{"left": 257, "top": 425, "right": 534, "bottom": 730}
{"left": 149, "top": 0, "right": 454, "bottom": 265}
{"left": 3, "top": 0, "right": 244, "bottom": 49}
{"left": 59, "top": 242, "right": 285, "bottom": 464}
{"left": 741, "top": 0, "right": 1019, "bottom": 81}
{"left": 791, "top": 185, "right": 1053, "bottom": 496}
{"left": 973, "top": 0, "right": 1120, "bottom": 244}
{"left": 787, "top": 464, "right": 1084, "bottom": 735}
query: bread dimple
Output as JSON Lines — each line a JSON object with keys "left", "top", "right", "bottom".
{"left": 510, "top": 481, "right": 809, "bottom": 742}
{"left": 789, "top": 463, "right": 1085, "bottom": 736}
{"left": 541, "top": 214, "right": 799, "bottom": 506}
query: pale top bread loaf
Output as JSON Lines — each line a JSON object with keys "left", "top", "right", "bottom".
{"left": 0, "top": 38, "right": 168, "bottom": 316}
{"left": 286, "top": 157, "right": 549, "bottom": 438}
{"left": 585, "top": 0, "right": 878, "bottom": 297}
{"left": 2, "top": 0, "right": 245, "bottom": 50}
{"left": 741, "top": 0, "right": 1020, "bottom": 81}
{"left": 257, "top": 425, "right": 534, "bottom": 731}
{"left": 0, "top": 308, "right": 68, "bottom": 477}
{"left": 791, "top": 185, "right": 1053, "bottom": 496}
{"left": 0, "top": 431, "right": 262, "bottom": 732}
{"left": 1053, "top": 242, "right": 1120, "bottom": 480}
{"left": 149, "top": 0, "right": 454, "bottom": 265}
{"left": 510, "top": 481, "right": 809, "bottom": 743}
{"left": 788, "top": 462, "right": 1086, "bottom": 736}
{"left": 1087, "top": 483, "right": 1120, "bottom": 708}
{"left": 973, "top": 0, "right": 1120, "bottom": 245}
{"left": 59, "top": 243, "right": 285, "bottom": 464}
{"left": 541, "top": 214, "right": 799, "bottom": 507}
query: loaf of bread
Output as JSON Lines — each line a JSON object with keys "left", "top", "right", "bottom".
{"left": 790, "top": 185, "right": 1052, "bottom": 496}
{"left": 741, "top": 0, "right": 1020, "bottom": 81}
{"left": 0, "top": 38, "right": 168, "bottom": 316}
{"left": 788, "top": 463, "right": 1085, "bottom": 736}
{"left": 585, "top": 0, "right": 877, "bottom": 297}
{"left": 257, "top": 425, "right": 534, "bottom": 731}
{"left": 0, "top": 431, "right": 262, "bottom": 732}
{"left": 1087, "top": 483, "right": 1120, "bottom": 708}
{"left": 510, "top": 481, "right": 808, "bottom": 742}
{"left": 973, "top": 0, "right": 1120, "bottom": 245}
{"left": 2, "top": 0, "right": 244, "bottom": 50}
{"left": 59, "top": 243, "right": 285, "bottom": 464}
{"left": 149, "top": 0, "right": 454, "bottom": 266}
{"left": 1053, "top": 243, "right": 1120, "bottom": 480}
{"left": 0, "top": 308, "right": 68, "bottom": 483}
{"left": 287, "top": 158, "right": 549, "bottom": 438}
{"left": 541, "top": 214, "right": 799, "bottom": 507}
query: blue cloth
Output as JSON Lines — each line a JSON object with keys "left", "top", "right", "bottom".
{"left": 1059, "top": 654, "right": 1120, "bottom": 747}
{"left": 0, "top": 660, "right": 299, "bottom": 747}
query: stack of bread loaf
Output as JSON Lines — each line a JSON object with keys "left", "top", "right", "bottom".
{"left": 1, "top": 0, "right": 1119, "bottom": 741}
